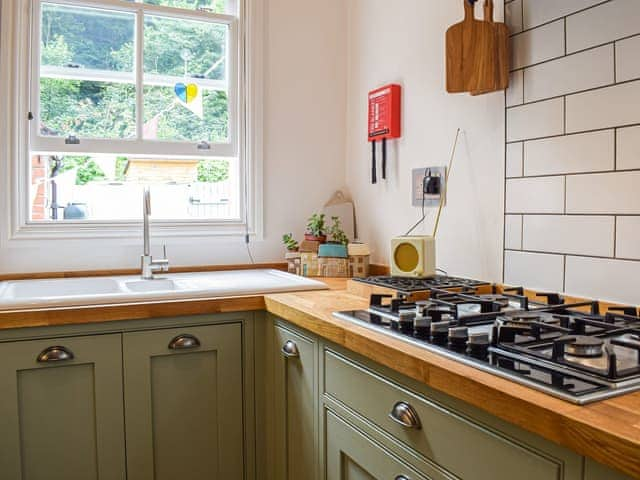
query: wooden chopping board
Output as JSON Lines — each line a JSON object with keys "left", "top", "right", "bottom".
{"left": 446, "top": 0, "right": 497, "bottom": 93}
{"left": 471, "top": 0, "right": 510, "bottom": 95}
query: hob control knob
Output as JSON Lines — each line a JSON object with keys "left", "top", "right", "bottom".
{"left": 448, "top": 327, "right": 469, "bottom": 347}
{"left": 468, "top": 332, "right": 490, "bottom": 357}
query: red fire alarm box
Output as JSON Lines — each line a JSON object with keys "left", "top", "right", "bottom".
{"left": 368, "top": 84, "right": 402, "bottom": 142}
{"left": 367, "top": 84, "right": 401, "bottom": 184}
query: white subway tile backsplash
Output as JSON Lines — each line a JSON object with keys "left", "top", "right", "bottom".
{"left": 523, "top": 215, "right": 614, "bottom": 257}
{"left": 511, "top": 20, "right": 565, "bottom": 70}
{"left": 504, "top": 0, "right": 640, "bottom": 304}
{"left": 504, "top": 251, "right": 565, "bottom": 292}
{"left": 566, "top": 0, "right": 640, "bottom": 54}
{"left": 506, "top": 70, "right": 524, "bottom": 107}
{"left": 522, "top": 0, "right": 604, "bottom": 30}
{"left": 507, "top": 98, "right": 564, "bottom": 142}
{"left": 617, "top": 125, "right": 640, "bottom": 170}
{"left": 505, "top": 0, "right": 523, "bottom": 34}
{"left": 524, "top": 130, "right": 614, "bottom": 176}
{"left": 506, "top": 177, "right": 565, "bottom": 214}
{"left": 566, "top": 171, "right": 640, "bottom": 214}
{"left": 505, "top": 215, "right": 523, "bottom": 250}
{"left": 566, "top": 81, "right": 640, "bottom": 133}
{"left": 616, "top": 217, "right": 640, "bottom": 260}
{"left": 524, "top": 45, "right": 614, "bottom": 103}
{"left": 506, "top": 142, "right": 523, "bottom": 177}
{"left": 565, "top": 256, "right": 640, "bottom": 305}
{"left": 616, "top": 35, "right": 640, "bottom": 82}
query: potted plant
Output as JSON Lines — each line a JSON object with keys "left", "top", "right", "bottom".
{"left": 282, "top": 233, "right": 299, "bottom": 252}
{"left": 328, "top": 216, "right": 349, "bottom": 246}
{"left": 305, "top": 213, "right": 327, "bottom": 243}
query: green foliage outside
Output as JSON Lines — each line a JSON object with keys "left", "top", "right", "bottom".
{"left": 59, "top": 156, "right": 106, "bottom": 185}
{"left": 39, "top": 0, "right": 230, "bottom": 145}
{"left": 197, "top": 159, "right": 230, "bottom": 183}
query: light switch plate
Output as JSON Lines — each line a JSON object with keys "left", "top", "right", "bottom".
{"left": 412, "top": 167, "right": 447, "bottom": 207}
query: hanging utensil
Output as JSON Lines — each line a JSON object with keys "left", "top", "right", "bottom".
{"left": 446, "top": 0, "right": 497, "bottom": 93}
{"left": 471, "top": 0, "right": 510, "bottom": 95}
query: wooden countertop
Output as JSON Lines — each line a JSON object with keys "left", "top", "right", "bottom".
{"left": 0, "top": 275, "right": 638, "bottom": 477}
{"left": 264, "top": 286, "right": 640, "bottom": 479}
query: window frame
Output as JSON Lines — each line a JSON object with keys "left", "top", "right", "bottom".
{"left": 0, "top": 0, "right": 264, "bottom": 240}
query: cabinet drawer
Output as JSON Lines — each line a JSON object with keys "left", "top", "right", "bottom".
{"left": 326, "top": 409, "right": 440, "bottom": 480}
{"left": 324, "top": 350, "right": 568, "bottom": 480}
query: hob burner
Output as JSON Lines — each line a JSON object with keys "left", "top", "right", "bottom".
{"left": 560, "top": 336, "right": 605, "bottom": 358}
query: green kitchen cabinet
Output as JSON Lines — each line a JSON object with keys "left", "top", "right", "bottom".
{"left": 0, "top": 334, "right": 126, "bottom": 480}
{"left": 325, "top": 409, "right": 440, "bottom": 480}
{"left": 270, "top": 322, "right": 320, "bottom": 480}
{"left": 123, "top": 322, "right": 244, "bottom": 480}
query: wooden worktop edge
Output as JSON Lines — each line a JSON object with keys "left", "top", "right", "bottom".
{"left": 0, "top": 295, "right": 266, "bottom": 330}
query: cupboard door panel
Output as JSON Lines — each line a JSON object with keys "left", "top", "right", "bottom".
{"left": 124, "top": 323, "right": 243, "bottom": 480}
{"left": 0, "top": 334, "right": 125, "bottom": 480}
{"left": 273, "top": 324, "right": 318, "bottom": 480}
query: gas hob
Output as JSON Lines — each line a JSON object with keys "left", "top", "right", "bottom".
{"left": 335, "top": 280, "right": 640, "bottom": 404}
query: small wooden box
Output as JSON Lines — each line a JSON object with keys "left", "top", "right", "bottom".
{"left": 318, "top": 257, "right": 349, "bottom": 277}
{"left": 349, "top": 255, "right": 370, "bottom": 278}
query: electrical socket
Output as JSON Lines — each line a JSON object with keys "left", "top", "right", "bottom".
{"left": 411, "top": 167, "right": 447, "bottom": 207}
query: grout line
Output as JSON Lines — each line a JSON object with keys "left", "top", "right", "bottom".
{"left": 504, "top": 212, "right": 640, "bottom": 218}
{"left": 505, "top": 167, "right": 640, "bottom": 180}
{"left": 613, "top": 40, "right": 617, "bottom": 84}
{"left": 509, "top": 34, "right": 640, "bottom": 72}
{"left": 506, "top": 77, "right": 640, "bottom": 110}
{"left": 563, "top": 17, "right": 568, "bottom": 56}
{"left": 509, "top": 0, "right": 613, "bottom": 37}
{"left": 563, "top": 96, "right": 567, "bottom": 135}
{"left": 504, "top": 249, "right": 640, "bottom": 263}
{"left": 613, "top": 216, "right": 618, "bottom": 258}
{"left": 614, "top": 127, "right": 618, "bottom": 170}
{"left": 506, "top": 122, "right": 640, "bottom": 144}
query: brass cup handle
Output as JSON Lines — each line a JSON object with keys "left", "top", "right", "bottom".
{"left": 168, "top": 334, "right": 201, "bottom": 350}
{"left": 388, "top": 402, "right": 422, "bottom": 429}
{"left": 281, "top": 340, "right": 300, "bottom": 358}
{"left": 37, "top": 346, "right": 74, "bottom": 363}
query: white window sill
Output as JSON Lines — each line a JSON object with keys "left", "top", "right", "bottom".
{"left": 9, "top": 220, "right": 257, "bottom": 242}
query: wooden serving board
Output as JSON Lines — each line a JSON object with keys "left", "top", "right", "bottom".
{"left": 446, "top": 0, "right": 497, "bottom": 93}
{"left": 471, "top": 0, "right": 510, "bottom": 95}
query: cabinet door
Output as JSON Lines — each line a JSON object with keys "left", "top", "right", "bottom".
{"left": 123, "top": 323, "right": 244, "bottom": 480}
{"left": 325, "top": 410, "right": 436, "bottom": 480}
{"left": 0, "top": 334, "right": 125, "bottom": 480}
{"left": 273, "top": 324, "right": 318, "bottom": 480}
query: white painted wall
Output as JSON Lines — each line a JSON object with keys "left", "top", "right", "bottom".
{"left": 0, "top": 0, "right": 347, "bottom": 274}
{"left": 345, "top": 0, "right": 505, "bottom": 281}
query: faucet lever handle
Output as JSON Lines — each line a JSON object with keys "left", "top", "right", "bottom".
{"left": 163, "top": 244, "right": 167, "bottom": 260}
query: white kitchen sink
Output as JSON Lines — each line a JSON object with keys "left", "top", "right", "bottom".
{"left": 124, "top": 279, "right": 179, "bottom": 293}
{"left": 5, "top": 277, "right": 122, "bottom": 299}
{"left": 0, "top": 269, "right": 327, "bottom": 310}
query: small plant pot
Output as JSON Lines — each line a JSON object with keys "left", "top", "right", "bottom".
{"left": 286, "top": 247, "right": 299, "bottom": 253}
{"left": 305, "top": 234, "right": 327, "bottom": 243}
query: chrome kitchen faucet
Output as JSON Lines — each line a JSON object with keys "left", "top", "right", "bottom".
{"left": 141, "top": 187, "right": 170, "bottom": 280}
